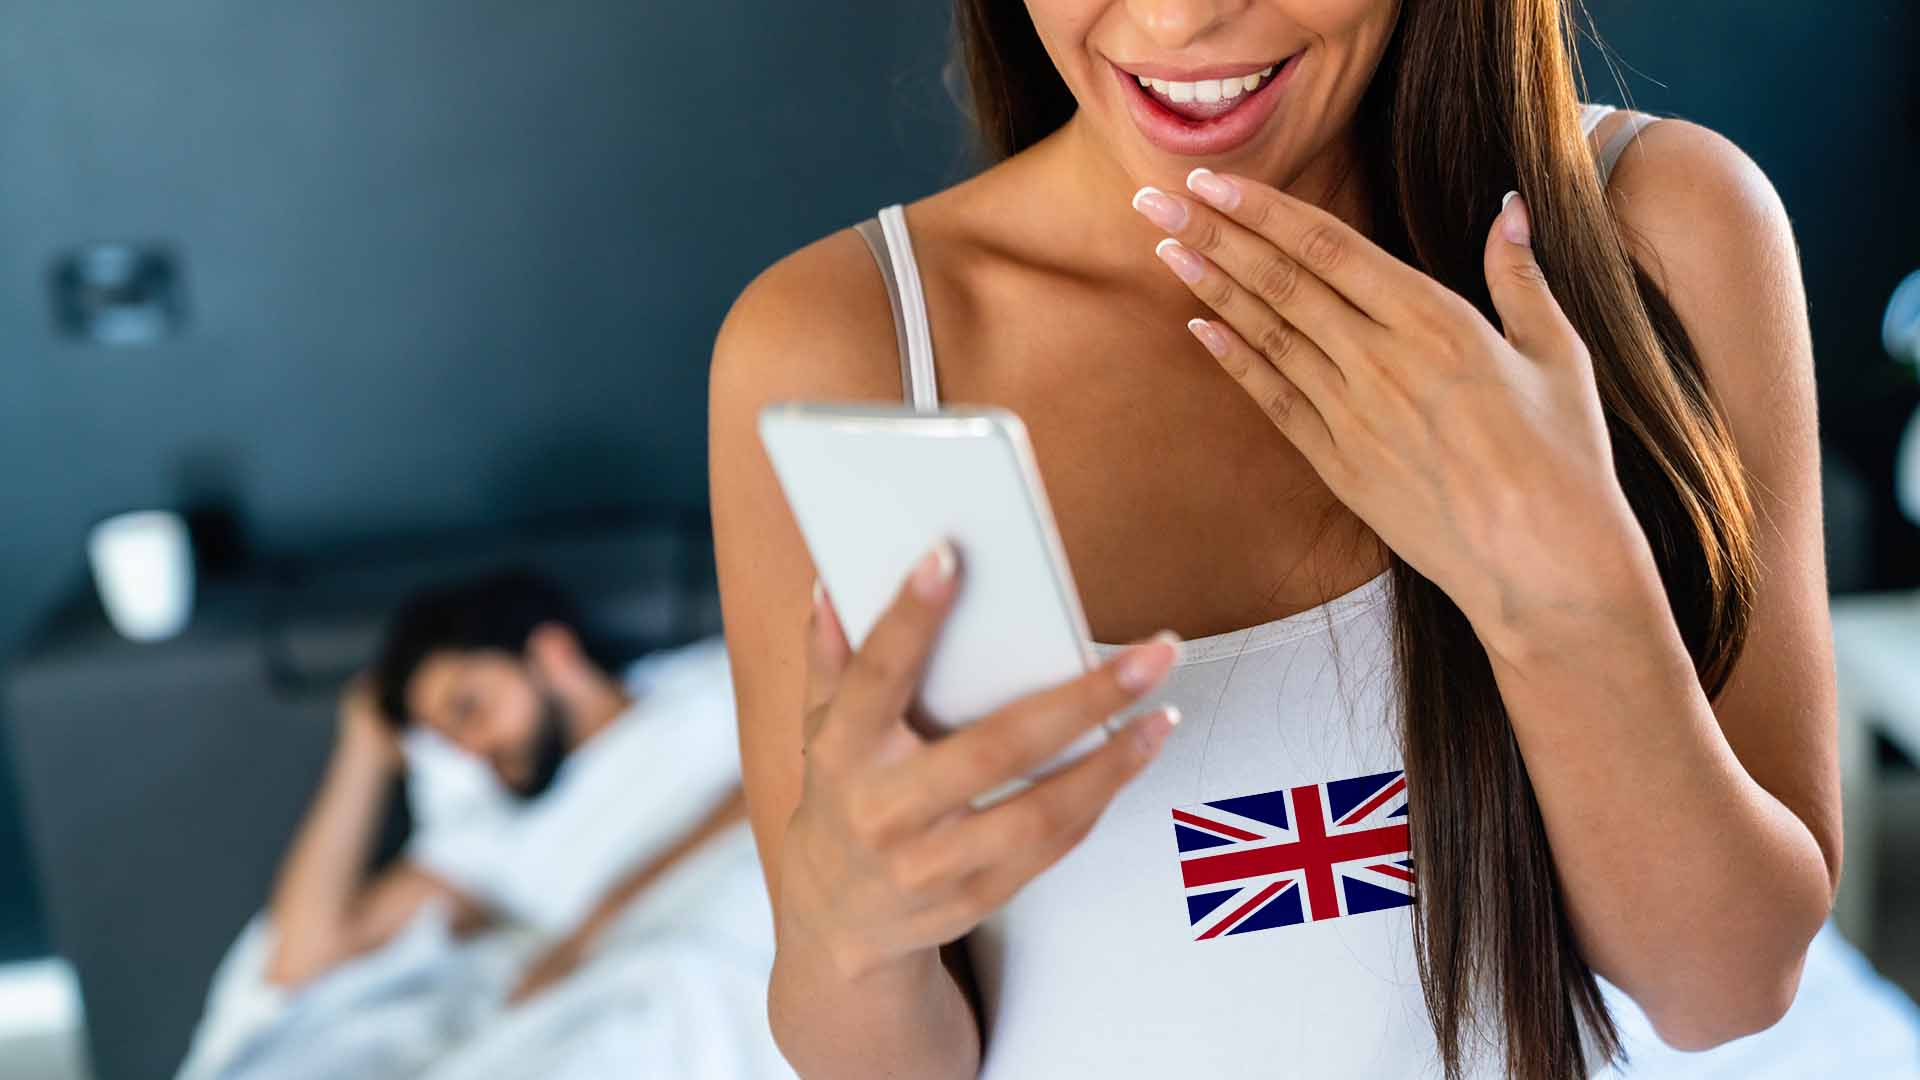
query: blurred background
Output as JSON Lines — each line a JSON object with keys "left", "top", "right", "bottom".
{"left": 1, "top": 2, "right": 1916, "bottom": 1078}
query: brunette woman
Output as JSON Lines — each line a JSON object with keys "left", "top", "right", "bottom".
{"left": 709, "top": 2, "right": 1839, "bottom": 1077}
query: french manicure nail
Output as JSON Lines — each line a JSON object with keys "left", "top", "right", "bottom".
{"left": 1155, "top": 238, "right": 1206, "bottom": 284}
{"left": 911, "top": 539, "right": 956, "bottom": 598}
{"left": 1187, "top": 317, "right": 1228, "bottom": 358}
{"left": 1186, "top": 167, "right": 1239, "bottom": 210}
{"left": 1131, "top": 185, "right": 1188, "bottom": 231}
{"left": 1117, "top": 629, "right": 1182, "bottom": 692}
{"left": 1135, "top": 704, "right": 1183, "bottom": 756}
{"left": 1500, "top": 190, "right": 1531, "bottom": 246}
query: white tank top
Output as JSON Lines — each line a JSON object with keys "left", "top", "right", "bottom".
{"left": 850, "top": 102, "right": 1655, "bottom": 1079}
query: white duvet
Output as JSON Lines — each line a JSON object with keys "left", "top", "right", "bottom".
{"left": 1592, "top": 916, "right": 1920, "bottom": 1078}
{"left": 175, "top": 818, "right": 800, "bottom": 1080}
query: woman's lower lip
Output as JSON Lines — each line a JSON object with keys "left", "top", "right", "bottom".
{"left": 1111, "top": 54, "right": 1298, "bottom": 157}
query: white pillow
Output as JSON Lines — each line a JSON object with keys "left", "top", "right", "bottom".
{"left": 402, "top": 635, "right": 741, "bottom": 933}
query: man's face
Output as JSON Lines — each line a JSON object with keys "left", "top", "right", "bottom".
{"left": 406, "top": 649, "right": 572, "bottom": 799}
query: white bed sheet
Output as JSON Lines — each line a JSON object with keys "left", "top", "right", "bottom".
{"left": 1592, "top": 917, "right": 1920, "bottom": 1077}
{"left": 176, "top": 817, "right": 798, "bottom": 1080}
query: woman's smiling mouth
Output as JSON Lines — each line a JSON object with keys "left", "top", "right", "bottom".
{"left": 1134, "top": 65, "right": 1278, "bottom": 119}
{"left": 1110, "top": 52, "right": 1302, "bottom": 157}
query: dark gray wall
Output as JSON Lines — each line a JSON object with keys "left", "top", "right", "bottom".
{"left": 0, "top": 1, "right": 969, "bottom": 963}
{"left": 0, "top": 0, "right": 971, "bottom": 653}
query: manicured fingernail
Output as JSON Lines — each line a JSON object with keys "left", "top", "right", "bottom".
{"left": 1186, "top": 317, "right": 1228, "bottom": 358}
{"left": 1500, "top": 190, "right": 1531, "bottom": 246}
{"left": 812, "top": 576, "right": 824, "bottom": 610}
{"left": 1131, "top": 185, "right": 1187, "bottom": 231}
{"left": 1117, "top": 629, "right": 1183, "bottom": 692}
{"left": 1135, "top": 704, "right": 1183, "bottom": 757}
{"left": 1154, "top": 238, "right": 1206, "bottom": 284}
{"left": 1186, "top": 167, "right": 1239, "bottom": 210}
{"left": 911, "top": 538, "right": 956, "bottom": 598}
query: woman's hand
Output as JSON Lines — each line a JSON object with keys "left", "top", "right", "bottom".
{"left": 1130, "top": 170, "right": 1652, "bottom": 646}
{"left": 777, "top": 540, "right": 1182, "bottom": 984}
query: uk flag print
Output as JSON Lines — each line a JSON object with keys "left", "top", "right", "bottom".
{"left": 1172, "top": 769, "right": 1413, "bottom": 939}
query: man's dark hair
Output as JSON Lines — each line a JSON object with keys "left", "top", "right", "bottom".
{"left": 369, "top": 566, "right": 626, "bottom": 730}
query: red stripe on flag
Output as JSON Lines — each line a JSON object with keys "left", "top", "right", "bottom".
{"left": 1368, "top": 862, "right": 1414, "bottom": 883}
{"left": 1291, "top": 784, "right": 1341, "bottom": 920}
{"left": 1336, "top": 775, "right": 1406, "bottom": 826}
{"left": 1197, "top": 879, "right": 1290, "bottom": 940}
{"left": 1171, "top": 808, "right": 1262, "bottom": 842}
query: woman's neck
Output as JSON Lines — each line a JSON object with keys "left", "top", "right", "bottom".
{"left": 1016, "top": 111, "right": 1376, "bottom": 298}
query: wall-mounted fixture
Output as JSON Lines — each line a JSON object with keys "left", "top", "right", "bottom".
{"left": 50, "top": 243, "right": 186, "bottom": 346}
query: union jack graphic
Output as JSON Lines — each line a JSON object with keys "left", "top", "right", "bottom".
{"left": 1172, "top": 769, "right": 1413, "bottom": 939}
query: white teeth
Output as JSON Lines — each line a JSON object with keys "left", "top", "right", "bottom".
{"left": 1137, "top": 63, "right": 1281, "bottom": 106}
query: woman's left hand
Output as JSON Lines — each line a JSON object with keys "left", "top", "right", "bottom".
{"left": 1131, "top": 169, "right": 1651, "bottom": 645}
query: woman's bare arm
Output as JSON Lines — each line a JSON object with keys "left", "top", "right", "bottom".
{"left": 708, "top": 229, "right": 983, "bottom": 1077}
{"left": 1477, "top": 118, "right": 1840, "bottom": 1049}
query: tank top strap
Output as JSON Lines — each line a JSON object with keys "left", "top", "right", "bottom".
{"left": 1595, "top": 110, "right": 1663, "bottom": 187}
{"left": 1578, "top": 101, "right": 1615, "bottom": 137}
{"left": 851, "top": 204, "right": 941, "bottom": 411}
{"left": 851, "top": 216, "right": 917, "bottom": 409}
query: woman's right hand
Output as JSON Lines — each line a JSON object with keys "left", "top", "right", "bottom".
{"left": 777, "top": 537, "right": 1182, "bottom": 984}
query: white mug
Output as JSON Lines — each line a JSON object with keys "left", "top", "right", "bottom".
{"left": 87, "top": 510, "right": 195, "bottom": 642}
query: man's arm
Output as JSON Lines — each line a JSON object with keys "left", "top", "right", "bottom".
{"left": 263, "top": 674, "right": 489, "bottom": 989}
{"left": 507, "top": 783, "right": 750, "bottom": 1004}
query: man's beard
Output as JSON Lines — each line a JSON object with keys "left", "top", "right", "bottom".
{"left": 504, "top": 694, "right": 572, "bottom": 801}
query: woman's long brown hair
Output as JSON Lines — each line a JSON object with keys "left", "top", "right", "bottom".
{"left": 950, "top": 1, "right": 1760, "bottom": 1076}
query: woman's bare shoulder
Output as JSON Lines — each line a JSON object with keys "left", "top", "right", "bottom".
{"left": 1592, "top": 109, "right": 1811, "bottom": 465}
{"left": 1593, "top": 111, "right": 1792, "bottom": 307}
{"left": 710, "top": 223, "right": 905, "bottom": 408}
{"left": 708, "top": 165, "right": 1021, "bottom": 411}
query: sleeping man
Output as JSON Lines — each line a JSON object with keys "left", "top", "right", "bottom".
{"left": 176, "top": 568, "right": 791, "bottom": 1080}
{"left": 263, "top": 567, "right": 748, "bottom": 1000}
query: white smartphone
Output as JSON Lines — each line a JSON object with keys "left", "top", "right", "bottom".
{"left": 757, "top": 400, "right": 1119, "bottom": 809}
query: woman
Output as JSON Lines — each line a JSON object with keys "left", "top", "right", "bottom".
{"left": 708, "top": 1, "right": 1841, "bottom": 1077}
